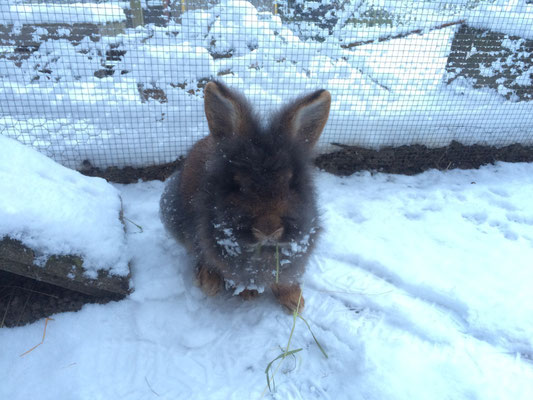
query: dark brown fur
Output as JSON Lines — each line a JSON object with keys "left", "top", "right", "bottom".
{"left": 160, "top": 81, "right": 331, "bottom": 312}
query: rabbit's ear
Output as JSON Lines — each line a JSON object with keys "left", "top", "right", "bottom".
{"left": 281, "top": 90, "right": 331, "bottom": 148}
{"left": 204, "top": 81, "right": 251, "bottom": 140}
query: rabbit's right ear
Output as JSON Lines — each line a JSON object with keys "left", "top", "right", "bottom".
{"left": 277, "top": 89, "right": 331, "bottom": 149}
{"left": 204, "top": 81, "right": 251, "bottom": 140}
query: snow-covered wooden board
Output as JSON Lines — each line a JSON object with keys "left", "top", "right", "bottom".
{"left": 447, "top": 24, "right": 533, "bottom": 101}
{"left": 0, "top": 237, "right": 130, "bottom": 297}
{"left": 0, "top": 136, "right": 131, "bottom": 297}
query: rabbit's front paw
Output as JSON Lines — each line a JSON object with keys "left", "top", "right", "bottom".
{"left": 239, "top": 289, "right": 259, "bottom": 300}
{"left": 195, "top": 264, "right": 223, "bottom": 296}
{"left": 271, "top": 283, "right": 305, "bottom": 313}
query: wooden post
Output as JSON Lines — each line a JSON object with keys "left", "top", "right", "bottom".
{"left": 130, "top": 0, "right": 145, "bottom": 28}
{"left": 163, "top": 0, "right": 170, "bottom": 22}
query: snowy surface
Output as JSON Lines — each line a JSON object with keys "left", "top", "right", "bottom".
{"left": 0, "top": 136, "right": 128, "bottom": 277}
{"left": 0, "top": 2, "right": 126, "bottom": 24}
{"left": 333, "top": 0, "right": 465, "bottom": 44}
{"left": 0, "top": 1, "right": 532, "bottom": 168}
{"left": 1, "top": 161, "right": 533, "bottom": 399}
{"left": 467, "top": 0, "right": 533, "bottom": 39}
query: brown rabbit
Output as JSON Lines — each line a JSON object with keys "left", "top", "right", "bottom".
{"left": 160, "top": 81, "right": 331, "bottom": 312}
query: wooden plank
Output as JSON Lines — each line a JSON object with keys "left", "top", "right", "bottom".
{"left": 446, "top": 24, "right": 533, "bottom": 101}
{"left": 340, "top": 20, "right": 465, "bottom": 49}
{"left": 130, "top": 0, "right": 145, "bottom": 28}
{"left": 0, "top": 23, "right": 100, "bottom": 49}
{"left": 0, "top": 21, "right": 126, "bottom": 53}
{"left": 0, "top": 237, "right": 131, "bottom": 298}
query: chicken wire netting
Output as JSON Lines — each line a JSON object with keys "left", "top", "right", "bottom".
{"left": 0, "top": 0, "right": 532, "bottom": 170}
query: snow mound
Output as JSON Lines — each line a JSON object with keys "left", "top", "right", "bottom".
{"left": 0, "top": 136, "right": 128, "bottom": 277}
{"left": 122, "top": 43, "right": 215, "bottom": 84}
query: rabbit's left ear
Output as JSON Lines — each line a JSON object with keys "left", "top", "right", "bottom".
{"left": 281, "top": 90, "right": 331, "bottom": 148}
{"left": 204, "top": 81, "right": 254, "bottom": 140}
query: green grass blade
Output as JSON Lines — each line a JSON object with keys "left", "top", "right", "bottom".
{"left": 298, "top": 314, "right": 328, "bottom": 359}
{"left": 265, "top": 349, "right": 303, "bottom": 391}
{"left": 123, "top": 216, "right": 143, "bottom": 233}
{"left": 275, "top": 244, "right": 280, "bottom": 283}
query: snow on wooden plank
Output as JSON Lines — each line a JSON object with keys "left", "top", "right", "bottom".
{"left": 0, "top": 237, "right": 130, "bottom": 297}
{"left": 446, "top": 24, "right": 533, "bottom": 102}
{"left": 0, "top": 135, "right": 131, "bottom": 296}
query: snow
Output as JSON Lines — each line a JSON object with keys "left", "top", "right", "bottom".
{"left": 0, "top": 2, "right": 126, "bottom": 24}
{"left": 467, "top": 0, "right": 533, "bottom": 39}
{"left": 515, "top": 67, "right": 533, "bottom": 86}
{"left": 122, "top": 43, "right": 215, "bottom": 84}
{"left": 1, "top": 159, "right": 533, "bottom": 399}
{"left": 0, "top": 0, "right": 532, "bottom": 169}
{"left": 318, "top": 164, "right": 533, "bottom": 355}
{"left": 334, "top": 3, "right": 463, "bottom": 44}
{"left": 0, "top": 135, "right": 129, "bottom": 276}
{"left": 347, "top": 27, "right": 454, "bottom": 95}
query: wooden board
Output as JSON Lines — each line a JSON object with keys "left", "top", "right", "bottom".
{"left": 0, "top": 237, "right": 131, "bottom": 298}
{"left": 447, "top": 24, "right": 533, "bottom": 101}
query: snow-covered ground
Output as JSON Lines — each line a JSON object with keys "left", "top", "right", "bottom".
{"left": 1, "top": 160, "right": 533, "bottom": 399}
{"left": 1, "top": 0, "right": 532, "bottom": 168}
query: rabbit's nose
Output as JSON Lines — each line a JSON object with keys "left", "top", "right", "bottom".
{"left": 252, "top": 224, "right": 284, "bottom": 244}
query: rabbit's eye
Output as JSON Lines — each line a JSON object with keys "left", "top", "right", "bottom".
{"left": 283, "top": 216, "right": 297, "bottom": 226}
{"left": 280, "top": 170, "right": 294, "bottom": 187}
{"left": 282, "top": 216, "right": 299, "bottom": 232}
{"left": 288, "top": 172, "right": 298, "bottom": 190}
{"left": 232, "top": 174, "right": 248, "bottom": 193}
{"left": 229, "top": 180, "right": 240, "bottom": 193}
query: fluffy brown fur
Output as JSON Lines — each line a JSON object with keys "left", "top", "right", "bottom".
{"left": 160, "top": 81, "right": 331, "bottom": 312}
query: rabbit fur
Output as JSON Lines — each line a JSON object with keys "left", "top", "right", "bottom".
{"left": 160, "top": 81, "right": 331, "bottom": 311}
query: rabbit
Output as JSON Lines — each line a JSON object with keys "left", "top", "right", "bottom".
{"left": 160, "top": 81, "right": 331, "bottom": 312}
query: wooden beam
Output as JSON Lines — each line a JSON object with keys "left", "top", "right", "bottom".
{"left": 340, "top": 20, "right": 465, "bottom": 49}
{"left": 0, "top": 237, "right": 131, "bottom": 298}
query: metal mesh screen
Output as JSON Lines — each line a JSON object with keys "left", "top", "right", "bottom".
{"left": 1, "top": 0, "right": 532, "bottom": 169}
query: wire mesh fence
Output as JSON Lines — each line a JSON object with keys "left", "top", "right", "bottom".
{"left": 1, "top": 0, "right": 532, "bottom": 171}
